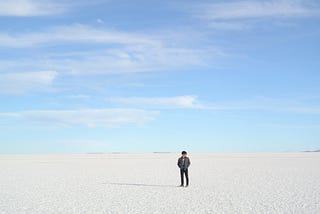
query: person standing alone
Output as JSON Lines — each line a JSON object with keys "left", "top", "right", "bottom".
{"left": 177, "top": 151, "right": 190, "bottom": 187}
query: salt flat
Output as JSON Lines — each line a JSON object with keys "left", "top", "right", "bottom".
{"left": 0, "top": 153, "right": 319, "bottom": 213}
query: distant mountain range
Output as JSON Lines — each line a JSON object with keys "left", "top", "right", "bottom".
{"left": 302, "top": 150, "right": 320, "bottom": 152}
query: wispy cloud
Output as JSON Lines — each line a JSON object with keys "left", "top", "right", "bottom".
{"left": 44, "top": 47, "right": 206, "bottom": 75}
{"left": 0, "top": 24, "right": 158, "bottom": 48}
{"left": 0, "top": 25, "right": 214, "bottom": 77}
{"left": 0, "top": 71, "right": 57, "bottom": 94}
{"left": 96, "top": 18, "right": 104, "bottom": 24}
{"left": 262, "top": 124, "right": 320, "bottom": 129}
{"left": 0, "top": 109, "right": 159, "bottom": 127}
{"left": 65, "top": 94, "right": 91, "bottom": 100}
{"left": 206, "top": 96, "right": 320, "bottom": 114}
{"left": 111, "top": 96, "right": 206, "bottom": 109}
{"left": 0, "top": 0, "right": 66, "bottom": 16}
{"left": 195, "top": 0, "right": 318, "bottom": 20}
{"left": 207, "top": 21, "right": 250, "bottom": 30}
{"left": 193, "top": 0, "right": 319, "bottom": 30}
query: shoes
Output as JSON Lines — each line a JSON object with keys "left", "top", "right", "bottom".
{"left": 179, "top": 184, "right": 184, "bottom": 187}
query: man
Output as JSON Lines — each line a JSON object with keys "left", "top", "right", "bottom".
{"left": 177, "top": 151, "right": 191, "bottom": 187}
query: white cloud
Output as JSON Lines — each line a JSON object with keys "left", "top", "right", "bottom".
{"left": 0, "top": 47, "right": 207, "bottom": 76}
{"left": 0, "top": 25, "right": 158, "bottom": 48}
{"left": 262, "top": 124, "right": 320, "bottom": 129}
{"left": 66, "top": 94, "right": 91, "bottom": 100}
{"left": 47, "top": 47, "right": 206, "bottom": 75}
{"left": 193, "top": 0, "right": 319, "bottom": 30}
{"left": 205, "top": 97, "right": 320, "bottom": 114}
{"left": 208, "top": 21, "right": 250, "bottom": 30}
{"left": 0, "top": 25, "right": 212, "bottom": 75}
{"left": 96, "top": 18, "right": 104, "bottom": 24}
{"left": 0, "top": 0, "right": 66, "bottom": 16}
{"left": 195, "top": 0, "right": 318, "bottom": 20}
{"left": 0, "top": 112, "right": 19, "bottom": 117}
{"left": 0, "top": 71, "right": 57, "bottom": 94}
{"left": 111, "top": 96, "right": 206, "bottom": 109}
{"left": 0, "top": 109, "right": 159, "bottom": 127}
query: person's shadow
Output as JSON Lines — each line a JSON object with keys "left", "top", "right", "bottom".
{"left": 104, "top": 182, "right": 179, "bottom": 188}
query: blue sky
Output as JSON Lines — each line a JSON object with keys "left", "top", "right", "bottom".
{"left": 0, "top": 0, "right": 320, "bottom": 153}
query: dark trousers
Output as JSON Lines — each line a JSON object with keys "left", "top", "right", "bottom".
{"left": 180, "top": 168, "right": 189, "bottom": 186}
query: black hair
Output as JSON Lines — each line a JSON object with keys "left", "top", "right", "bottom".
{"left": 181, "top": 151, "right": 187, "bottom": 155}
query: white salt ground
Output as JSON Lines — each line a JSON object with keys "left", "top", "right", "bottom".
{"left": 0, "top": 153, "right": 319, "bottom": 213}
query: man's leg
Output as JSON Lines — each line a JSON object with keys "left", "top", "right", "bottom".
{"left": 180, "top": 169, "right": 184, "bottom": 186}
{"left": 185, "top": 168, "right": 189, "bottom": 186}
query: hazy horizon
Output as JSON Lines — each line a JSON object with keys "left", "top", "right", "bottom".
{"left": 1, "top": 150, "right": 319, "bottom": 155}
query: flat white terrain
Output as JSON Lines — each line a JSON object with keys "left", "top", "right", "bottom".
{"left": 0, "top": 153, "right": 319, "bottom": 213}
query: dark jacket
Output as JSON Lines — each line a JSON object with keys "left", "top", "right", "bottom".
{"left": 177, "top": 156, "right": 191, "bottom": 169}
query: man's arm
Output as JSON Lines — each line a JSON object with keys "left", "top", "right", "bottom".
{"left": 187, "top": 157, "right": 191, "bottom": 167}
{"left": 177, "top": 158, "right": 181, "bottom": 168}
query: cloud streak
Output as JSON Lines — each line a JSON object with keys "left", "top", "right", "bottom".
{"left": 0, "top": 71, "right": 57, "bottom": 94}
{"left": 0, "top": 0, "right": 66, "bottom": 16}
{"left": 193, "top": 0, "right": 319, "bottom": 30}
{"left": 0, "top": 24, "right": 158, "bottom": 48}
{"left": 0, "top": 25, "right": 213, "bottom": 78}
{"left": 0, "top": 109, "right": 159, "bottom": 127}
{"left": 111, "top": 96, "right": 206, "bottom": 109}
{"left": 206, "top": 97, "right": 320, "bottom": 114}
{"left": 44, "top": 46, "right": 206, "bottom": 75}
{"left": 195, "top": 0, "right": 318, "bottom": 20}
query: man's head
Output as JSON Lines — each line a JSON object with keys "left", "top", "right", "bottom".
{"left": 181, "top": 151, "right": 187, "bottom": 157}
